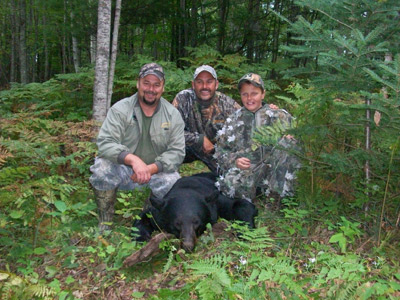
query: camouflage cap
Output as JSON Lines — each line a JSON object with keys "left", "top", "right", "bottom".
{"left": 139, "top": 63, "right": 165, "bottom": 81}
{"left": 193, "top": 65, "right": 218, "bottom": 80}
{"left": 238, "top": 73, "right": 265, "bottom": 91}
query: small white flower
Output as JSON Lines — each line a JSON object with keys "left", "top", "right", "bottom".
{"left": 308, "top": 257, "right": 316, "bottom": 263}
{"left": 227, "top": 135, "right": 236, "bottom": 142}
{"left": 237, "top": 121, "right": 244, "bottom": 126}
{"left": 228, "top": 187, "right": 235, "bottom": 198}
{"left": 226, "top": 117, "right": 232, "bottom": 123}
{"left": 217, "top": 128, "right": 226, "bottom": 136}
{"left": 228, "top": 125, "right": 234, "bottom": 131}
{"left": 262, "top": 178, "right": 269, "bottom": 185}
{"left": 239, "top": 256, "right": 247, "bottom": 265}
{"left": 285, "top": 172, "right": 294, "bottom": 180}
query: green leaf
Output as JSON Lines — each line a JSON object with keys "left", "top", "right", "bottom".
{"left": 34, "top": 247, "right": 48, "bottom": 255}
{"left": 65, "top": 275, "right": 75, "bottom": 284}
{"left": 45, "top": 266, "right": 58, "bottom": 278}
{"left": 0, "top": 273, "right": 10, "bottom": 281}
{"left": 132, "top": 291, "right": 145, "bottom": 298}
{"left": 106, "top": 245, "right": 116, "bottom": 254}
{"left": 54, "top": 200, "right": 67, "bottom": 213}
{"left": 9, "top": 210, "right": 24, "bottom": 219}
{"left": 58, "top": 291, "right": 69, "bottom": 300}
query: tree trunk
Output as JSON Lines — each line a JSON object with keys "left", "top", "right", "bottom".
{"left": 217, "top": 0, "right": 229, "bottom": 54}
{"left": 18, "top": 0, "right": 28, "bottom": 84}
{"left": 10, "top": 0, "right": 17, "bottom": 83}
{"left": 90, "top": 34, "right": 96, "bottom": 64}
{"left": 107, "top": 0, "right": 122, "bottom": 110}
{"left": 190, "top": 0, "right": 198, "bottom": 47}
{"left": 92, "top": 0, "right": 112, "bottom": 123}
{"left": 42, "top": 13, "right": 50, "bottom": 81}
{"left": 70, "top": 11, "right": 80, "bottom": 73}
{"left": 245, "top": 0, "right": 255, "bottom": 61}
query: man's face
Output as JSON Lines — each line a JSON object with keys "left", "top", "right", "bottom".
{"left": 239, "top": 83, "right": 265, "bottom": 112}
{"left": 192, "top": 71, "right": 219, "bottom": 102}
{"left": 137, "top": 74, "right": 164, "bottom": 106}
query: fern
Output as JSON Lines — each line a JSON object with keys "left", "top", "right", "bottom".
{"left": 335, "top": 281, "right": 359, "bottom": 300}
{"left": 26, "top": 283, "right": 56, "bottom": 299}
{"left": 0, "top": 271, "right": 56, "bottom": 300}
{"left": 230, "top": 223, "right": 274, "bottom": 252}
{"left": 252, "top": 120, "right": 294, "bottom": 149}
{"left": 0, "top": 144, "right": 13, "bottom": 168}
{"left": 188, "top": 253, "right": 232, "bottom": 298}
{"left": 0, "top": 166, "right": 32, "bottom": 187}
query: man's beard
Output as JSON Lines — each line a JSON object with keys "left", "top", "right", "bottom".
{"left": 141, "top": 92, "right": 159, "bottom": 106}
{"left": 195, "top": 89, "right": 215, "bottom": 106}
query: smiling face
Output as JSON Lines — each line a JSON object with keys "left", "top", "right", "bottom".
{"left": 239, "top": 82, "right": 265, "bottom": 112}
{"left": 137, "top": 74, "right": 165, "bottom": 107}
{"left": 192, "top": 71, "right": 219, "bottom": 103}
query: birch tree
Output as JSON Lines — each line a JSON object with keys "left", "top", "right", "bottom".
{"left": 92, "top": 0, "right": 122, "bottom": 123}
{"left": 92, "top": 0, "right": 112, "bottom": 123}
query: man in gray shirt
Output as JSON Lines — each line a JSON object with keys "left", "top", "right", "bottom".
{"left": 90, "top": 63, "right": 185, "bottom": 232}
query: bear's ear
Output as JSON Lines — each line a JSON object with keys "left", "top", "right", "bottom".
{"left": 149, "top": 195, "right": 166, "bottom": 211}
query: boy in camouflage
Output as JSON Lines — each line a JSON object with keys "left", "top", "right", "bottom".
{"left": 214, "top": 73, "right": 301, "bottom": 202}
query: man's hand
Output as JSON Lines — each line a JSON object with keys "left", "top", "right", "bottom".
{"left": 269, "top": 103, "right": 279, "bottom": 110}
{"left": 124, "top": 154, "right": 158, "bottom": 184}
{"left": 235, "top": 157, "right": 251, "bottom": 170}
{"left": 203, "top": 136, "right": 215, "bottom": 154}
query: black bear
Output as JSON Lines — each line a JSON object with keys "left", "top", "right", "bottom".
{"left": 133, "top": 172, "right": 257, "bottom": 251}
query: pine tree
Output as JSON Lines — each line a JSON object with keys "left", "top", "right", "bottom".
{"left": 279, "top": 0, "right": 400, "bottom": 208}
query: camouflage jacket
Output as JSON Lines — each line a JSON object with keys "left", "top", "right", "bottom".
{"left": 172, "top": 89, "right": 241, "bottom": 152}
{"left": 214, "top": 104, "right": 294, "bottom": 173}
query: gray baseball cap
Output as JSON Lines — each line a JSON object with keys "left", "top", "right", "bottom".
{"left": 139, "top": 63, "right": 165, "bottom": 81}
{"left": 193, "top": 65, "right": 218, "bottom": 80}
{"left": 238, "top": 73, "right": 265, "bottom": 91}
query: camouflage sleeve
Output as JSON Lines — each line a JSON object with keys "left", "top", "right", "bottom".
{"left": 214, "top": 114, "right": 245, "bottom": 172}
{"left": 218, "top": 93, "right": 241, "bottom": 116}
{"left": 172, "top": 92, "right": 203, "bottom": 149}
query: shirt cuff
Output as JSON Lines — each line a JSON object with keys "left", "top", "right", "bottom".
{"left": 155, "top": 161, "right": 163, "bottom": 173}
{"left": 196, "top": 134, "right": 205, "bottom": 150}
{"left": 118, "top": 151, "right": 130, "bottom": 165}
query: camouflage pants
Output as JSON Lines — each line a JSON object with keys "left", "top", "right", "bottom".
{"left": 89, "top": 157, "right": 180, "bottom": 199}
{"left": 216, "top": 143, "right": 301, "bottom": 202}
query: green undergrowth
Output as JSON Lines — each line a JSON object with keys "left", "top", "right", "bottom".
{"left": 1, "top": 72, "right": 399, "bottom": 299}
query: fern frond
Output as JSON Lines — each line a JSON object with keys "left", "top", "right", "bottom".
{"left": 0, "top": 144, "right": 13, "bottom": 168}
{"left": 336, "top": 281, "right": 359, "bottom": 300}
{"left": 26, "top": 283, "right": 56, "bottom": 299}
{"left": 0, "top": 166, "right": 32, "bottom": 187}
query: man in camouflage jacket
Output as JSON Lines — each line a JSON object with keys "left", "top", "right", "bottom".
{"left": 214, "top": 73, "right": 301, "bottom": 202}
{"left": 172, "top": 65, "right": 241, "bottom": 174}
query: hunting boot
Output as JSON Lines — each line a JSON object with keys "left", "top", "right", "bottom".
{"left": 93, "top": 188, "right": 117, "bottom": 233}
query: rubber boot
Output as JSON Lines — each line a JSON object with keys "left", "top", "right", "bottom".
{"left": 93, "top": 188, "right": 117, "bottom": 233}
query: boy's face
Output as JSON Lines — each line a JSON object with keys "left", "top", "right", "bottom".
{"left": 239, "top": 82, "right": 265, "bottom": 112}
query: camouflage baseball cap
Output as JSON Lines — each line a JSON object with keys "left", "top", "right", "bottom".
{"left": 193, "top": 65, "right": 218, "bottom": 80}
{"left": 238, "top": 73, "right": 265, "bottom": 91}
{"left": 139, "top": 63, "right": 165, "bottom": 81}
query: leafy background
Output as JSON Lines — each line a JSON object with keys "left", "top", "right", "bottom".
{"left": 1, "top": 0, "right": 400, "bottom": 299}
